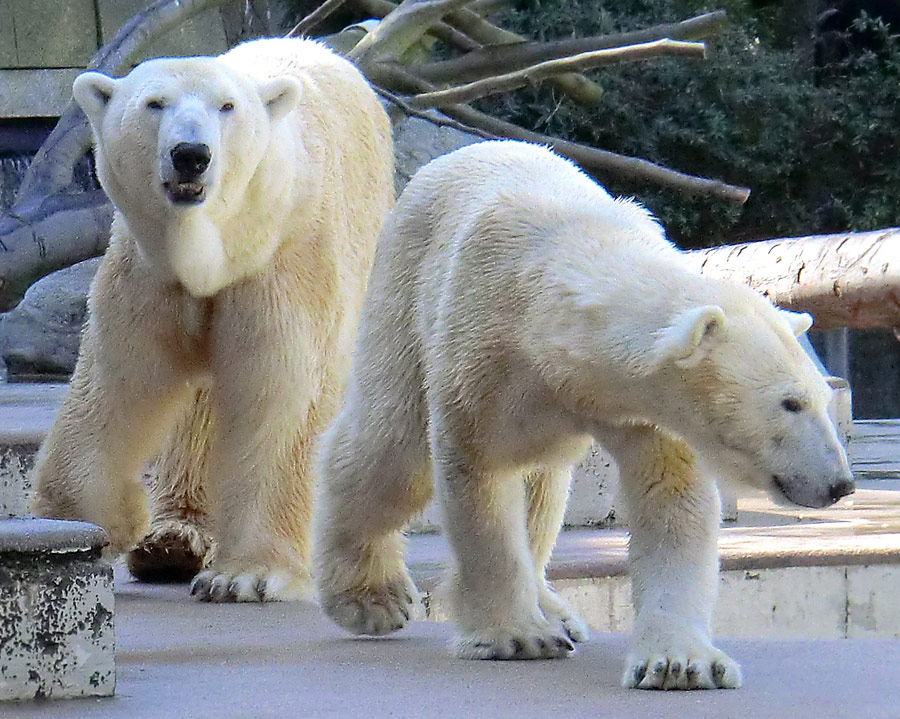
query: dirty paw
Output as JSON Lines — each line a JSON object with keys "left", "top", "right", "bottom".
{"left": 455, "top": 623, "right": 576, "bottom": 660}
{"left": 190, "top": 564, "right": 311, "bottom": 602}
{"left": 623, "top": 643, "right": 742, "bottom": 690}
{"left": 321, "top": 574, "right": 422, "bottom": 636}
{"left": 127, "top": 521, "right": 212, "bottom": 583}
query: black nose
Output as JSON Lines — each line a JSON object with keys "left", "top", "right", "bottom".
{"left": 829, "top": 478, "right": 855, "bottom": 503}
{"left": 171, "top": 142, "right": 211, "bottom": 177}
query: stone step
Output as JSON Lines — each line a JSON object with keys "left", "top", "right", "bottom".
{"left": 0, "top": 518, "right": 115, "bottom": 701}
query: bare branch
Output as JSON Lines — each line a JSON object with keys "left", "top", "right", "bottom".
{"left": 355, "top": 0, "right": 480, "bottom": 50}
{"left": 367, "top": 63, "right": 750, "bottom": 203}
{"left": 418, "top": 9, "right": 728, "bottom": 83}
{"left": 287, "top": 0, "right": 351, "bottom": 37}
{"left": 354, "top": 0, "right": 604, "bottom": 104}
{"left": 375, "top": 86, "right": 498, "bottom": 138}
{"left": 349, "top": 0, "right": 481, "bottom": 65}
{"left": 685, "top": 229, "right": 900, "bottom": 330}
{"left": 408, "top": 40, "right": 707, "bottom": 109}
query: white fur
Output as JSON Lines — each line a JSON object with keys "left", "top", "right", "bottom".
{"left": 314, "top": 141, "right": 853, "bottom": 686}
{"left": 33, "top": 39, "right": 394, "bottom": 602}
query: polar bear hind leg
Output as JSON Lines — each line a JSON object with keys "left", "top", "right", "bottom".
{"left": 127, "top": 387, "right": 214, "bottom": 583}
{"left": 525, "top": 465, "right": 590, "bottom": 643}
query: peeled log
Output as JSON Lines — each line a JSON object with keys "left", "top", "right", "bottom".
{"left": 685, "top": 228, "right": 900, "bottom": 331}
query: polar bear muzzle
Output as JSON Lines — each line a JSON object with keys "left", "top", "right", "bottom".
{"left": 164, "top": 142, "right": 212, "bottom": 205}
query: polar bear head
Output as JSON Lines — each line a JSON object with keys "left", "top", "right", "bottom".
{"left": 74, "top": 56, "right": 300, "bottom": 215}
{"left": 653, "top": 288, "right": 853, "bottom": 508}
{"left": 72, "top": 56, "right": 301, "bottom": 295}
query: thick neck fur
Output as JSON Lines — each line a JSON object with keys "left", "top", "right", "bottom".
{"left": 101, "top": 121, "right": 309, "bottom": 298}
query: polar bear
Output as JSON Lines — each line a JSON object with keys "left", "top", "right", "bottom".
{"left": 31, "top": 38, "right": 394, "bottom": 602}
{"left": 314, "top": 140, "right": 854, "bottom": 688}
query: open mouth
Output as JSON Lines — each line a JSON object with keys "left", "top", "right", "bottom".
{"left": 163, "top": 180, "right": 205, "bottom": 205}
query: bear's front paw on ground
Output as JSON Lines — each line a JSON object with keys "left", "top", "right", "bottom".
{"left": 455, "top": 622, "right": 577, "bottom": 660}
{"left": 321, "top": 575, "right": 422, "bottom": 636}
{"left": 623, "top": 638, "right": 742, "bottom": 690}
{"left": 190, "top": 564, "right": 312, "bottom": 602}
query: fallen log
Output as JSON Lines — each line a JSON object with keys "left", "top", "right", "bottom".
{"left": 685, "top": 228, "right": 900, "bottom": 331}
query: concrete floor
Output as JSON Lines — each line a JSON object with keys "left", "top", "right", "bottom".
{"left": 2, "top": 569, "right": 899, "bottom": 719}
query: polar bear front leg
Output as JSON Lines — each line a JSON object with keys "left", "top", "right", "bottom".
{"left": 597, "top": 424, "right": 741, "bottom": 690}
{"left": 32, "top": 253, "right": 198, "bottom": 554}
{"left": 434, "top": 439, "right": 576, "bottom": 660}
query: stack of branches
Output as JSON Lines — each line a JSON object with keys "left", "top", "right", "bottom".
{"left": 0, "top": 0, "right": 897, "bottom": 333}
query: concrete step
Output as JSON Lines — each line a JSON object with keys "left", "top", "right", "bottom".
{"left": 0, "top": 518, "right": 115, "bottom": 701}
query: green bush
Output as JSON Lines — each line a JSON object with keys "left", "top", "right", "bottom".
{"left": 481, "top": 0, "right": 900, "bottom": 248}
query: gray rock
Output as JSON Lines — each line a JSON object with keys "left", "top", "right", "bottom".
{"left": 0, "top": 258, "right": 100, "bottom": 378}
{"left": 391, "top": 109, "right": 482, "bottom": 194}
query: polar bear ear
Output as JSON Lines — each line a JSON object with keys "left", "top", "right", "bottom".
{"left": 72, "top": 71, "right": 118, "bottom": 123}
{"left": 655, "top": 305, "right": 727, "bottom": 370}
{"left": 259, "top": 77, "right": 302, "bottom": 122}
{"left": 779, "top": 308, "right": 813, "bottom": 337}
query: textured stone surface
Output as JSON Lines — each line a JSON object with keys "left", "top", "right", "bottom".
{"left": 0, "top": 258, "right": 100, "bottom": 378}
{"left": 391, "top": 112, "right": 481, "bottom": 194}
{"left": 0, "top": 444, "right": 39, "bottom": 518}
{"left": 0, "top": 519, "right": 114, "bottom": 702}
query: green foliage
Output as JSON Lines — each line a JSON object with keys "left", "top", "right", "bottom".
{"left": 483, "top": 0, "right": 900, "bottom": 248}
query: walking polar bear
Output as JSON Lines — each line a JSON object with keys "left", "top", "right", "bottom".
{"left": 32, "top": 38, "right": 394, "bottom": 602}
{"left": 315, "top": 141, "right": 854, "bottom": 689}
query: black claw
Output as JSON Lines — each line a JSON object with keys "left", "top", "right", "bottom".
{"left": 712, "top": 662, "right": 726, "bottom": 679}
{"left": 227, "top": 581, "right": 239, "bottom": 599}
{"left": 191, "top": 577, "right": 210, "bottom": 598}
{"left": 633, "top": 663, "right": 648, "bottom": 685}
{"left": 400, "top": 607, "right": 410, "bottom": 621}
{"left": 473, "top": 642, "right": 492, "bottom": 650}
{"left": 653, "top": 661, "right": 667, "bottom": 675}
{"left": 555, "top": 636, "right": 575, "bottom": 652}
{"left": 685, "top": 663, "right": 699, "bottom": 677}
{"left": 511, "top": 639, "right": 524, "bottom": 657}
{"left": 256, "top": 579, "right": 267, "bottom": 598}
{"left": 535, "top": 638, "right": 546, "bottom": 649}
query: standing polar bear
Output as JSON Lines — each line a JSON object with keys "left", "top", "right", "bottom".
{"left": 32, "top": 38, "right": 394, "bottom": 602}
{"left": 315, "top": 141, "right": 854, "bottom": 688}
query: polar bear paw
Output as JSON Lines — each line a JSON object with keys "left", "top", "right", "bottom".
{"left": 455, "top": 622, "right": 576, "bottom": 660}
{"left": 320, "top": 574, "right": 422, "bottom": 636}
{"left": 190, "top": 564, "right": 312, "bottom": 603}
{"left": 127, "top": 520, "right": 212, "bottom": 583}
{"left": 623, "top": 640, "right": 742, "bottom": 690}
{"left": 538, "top": 587, "right": 590, "bottom": 643}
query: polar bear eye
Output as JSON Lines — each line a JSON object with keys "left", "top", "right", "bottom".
{"left": 220, "top": 102, "right": 235, "bottom": 113}
{"left": 146, "top": 99, "right": 165, "bottom": 111}
{"left": 781, "top": 398, "right": 804, "bottom": 413}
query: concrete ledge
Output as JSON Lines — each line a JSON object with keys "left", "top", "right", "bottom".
{"left": 0, "top": 518, "right": 115, "bottom": 702}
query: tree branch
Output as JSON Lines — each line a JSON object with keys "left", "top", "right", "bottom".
{"left": 367, "top": 63, "right": 751, "bottom": 203}
{"left": 349, "top": 0, "right": 480, "bottom": 65}
{"left": 418, "top": 9, "right": 728, "bottom": 83}
{"left": 684, "top": 229, "right": 900, "bottom": 330}
{"left": 355, "top": 0, "right": 480, "bottom": 51}
{"left": 354, "top": 0, "right": 605, "bottom": 104}
{"left": 408, "top": 40, "right": 706, "bottom": 108}
{"left": 287, "top": 0, "right": 351, "bottom": 37}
